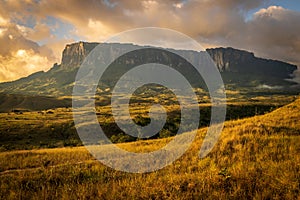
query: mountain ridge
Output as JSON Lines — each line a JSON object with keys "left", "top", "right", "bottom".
{"left": 0, "top": 42, "right": 297, "bottom": 97}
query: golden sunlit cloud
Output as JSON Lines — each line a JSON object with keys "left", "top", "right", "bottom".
{"left": 0, "top": 49, "right": 53, "bottom": 82}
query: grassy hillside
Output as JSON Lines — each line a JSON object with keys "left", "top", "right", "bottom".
{"left": 0, "top": 97, "right": 294, "bottom": 151}
{"left": 0, "top": 98, "right": 299, "bottom": 199}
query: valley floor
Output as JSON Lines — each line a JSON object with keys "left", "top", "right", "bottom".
{"left": 1, "top": 98, "right": 300, "bottom": 199}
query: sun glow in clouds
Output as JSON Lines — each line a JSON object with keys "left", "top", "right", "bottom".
{"left": 0, "top": 49, "right": 53, "bottom": 82}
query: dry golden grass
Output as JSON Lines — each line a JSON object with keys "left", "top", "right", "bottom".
{"left": 0, "top": 98, "right": 300, "bottom": 199}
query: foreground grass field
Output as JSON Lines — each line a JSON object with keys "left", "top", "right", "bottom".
{"left": 0, "top": 97, "right": 299, "bottom": 199}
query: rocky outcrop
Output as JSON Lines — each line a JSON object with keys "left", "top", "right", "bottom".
{"left": 207, "top": 47, "right": 255, "bottom": 72}
{"left": 207, "top": 47, "right": 297, "bottom": 78}
{"left": 61, "top": 41, "right": 98, "bottom": 68}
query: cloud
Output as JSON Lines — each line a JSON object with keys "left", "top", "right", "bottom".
{"left": 0, "top": 2, "right": 61, "bottom": 82}
{"left": 0, "top": 21, "right": 56, "bottom": 82}
{"left": 12, "top": 0, "right": 264, "bottom": 41}
{"left": 17, "top": 23, "right": 52, "bottom": 41}
{"left": 247, "top": 6, "right": 300, "bottom": 64}
{"left": 0, "top": 49, "right": 51, "bottom": 82}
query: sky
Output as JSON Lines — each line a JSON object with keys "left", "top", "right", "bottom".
{"left": 0, "top": 0, "right": 300, "bottom": 82}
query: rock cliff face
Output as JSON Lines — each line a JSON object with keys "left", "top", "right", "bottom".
{"left": 206, "top": 47, "right": 296, "bottom": 78}
{"left": 61, "top": 42, "right": 98, "bottom": 68}
{"left": 207, "top": 47, "right": 255, "bottom": 72}
{"left": 59, "top": 43, "right": 296, "bottom": 79}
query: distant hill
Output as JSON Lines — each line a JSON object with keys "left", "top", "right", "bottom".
{"left": 0, "top": 42, "right": 297, "bottom": 97}
{"left": 0, "top": 93, "right": 71, "bottom": 112}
